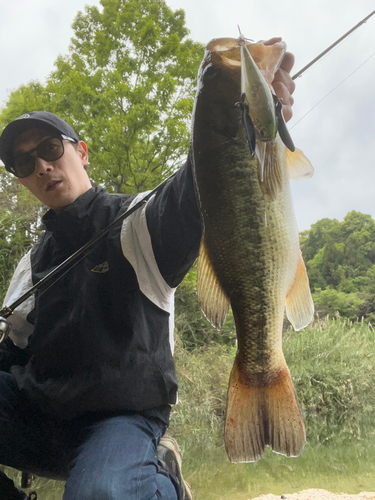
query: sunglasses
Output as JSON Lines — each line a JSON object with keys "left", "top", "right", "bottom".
{"left": 9, "top": 135, "right": 77, "bottom": 178}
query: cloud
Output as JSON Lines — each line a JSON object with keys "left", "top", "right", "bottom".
{"left": 0, "top": 0, "right": 102, "bottom": 107}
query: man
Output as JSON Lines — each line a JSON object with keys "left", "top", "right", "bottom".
{"left": 0, "top": 41, "right": 296, "bottom": 500}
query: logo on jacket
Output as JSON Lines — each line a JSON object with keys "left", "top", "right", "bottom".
{"left": 91, "top": 261, "right": 109, "bottom": 273}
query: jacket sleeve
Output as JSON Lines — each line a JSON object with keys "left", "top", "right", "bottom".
{"left": 0, "top": 338, "right": 30, "bottom": 373}
{"left": 145, "top": 154, "right": 202, "bottom": 288}
{"left": 1, "top": 250, "right": 35, "bottom": 352}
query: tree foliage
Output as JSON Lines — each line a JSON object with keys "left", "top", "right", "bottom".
{"left": 0, "top": 173, "right": 43, "bottom": 302}
{"left": 301, "top": 211, "right": 375, "bottom": 321}
{"left": 0, "top": 0, "right": 204, "bottom": 193}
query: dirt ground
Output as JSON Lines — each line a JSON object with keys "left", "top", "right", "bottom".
{"left": 250, "top": 490, "right": 375, "bottom": 500}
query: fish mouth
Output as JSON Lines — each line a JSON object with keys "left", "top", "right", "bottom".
{"left": 205, "top": 38, "right": 286, "bottom": 85}
{"left": 205, "top": 38, "right": 242, "bottom": 71}
{"left": 46, "top": 180, "right": 62, "bottom": 191}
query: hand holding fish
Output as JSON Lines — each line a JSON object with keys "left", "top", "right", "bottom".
{"left": 262, "top": 37, "right": 296, "bottom": 122}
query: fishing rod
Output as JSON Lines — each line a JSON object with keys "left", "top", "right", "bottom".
{"left": 0, "top": 172, "right": 176, "bottom": 343}
{"left": 292, "top": 9, "right": 375, "bottom": 80}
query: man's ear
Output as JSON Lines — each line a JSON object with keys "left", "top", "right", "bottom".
{"left": 77, "top": 141, "right": 88, "bottom": 166}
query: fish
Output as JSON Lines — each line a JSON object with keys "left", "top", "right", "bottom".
{"left": 190, "top": 37, "right": 315, "bottom": 463}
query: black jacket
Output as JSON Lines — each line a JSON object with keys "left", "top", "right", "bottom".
{"left": 1, "top": 159, "right": 201, "bottom": 421}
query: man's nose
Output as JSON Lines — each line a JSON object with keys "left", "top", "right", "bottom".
{"left": 35, "top": 156, "right": 55, "bottom": 176}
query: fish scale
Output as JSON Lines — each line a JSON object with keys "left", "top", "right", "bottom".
{"left": 191, "top": 38, "right": 314, "bottom": 462}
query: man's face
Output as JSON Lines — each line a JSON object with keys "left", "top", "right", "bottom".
{"left": 13, "top": 128, "right": 92, "bottom": 211}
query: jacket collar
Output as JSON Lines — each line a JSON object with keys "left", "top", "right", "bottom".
{"left": 42, "top": 187, "right": 109, "bottom": 247}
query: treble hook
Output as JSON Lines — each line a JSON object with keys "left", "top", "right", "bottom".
{"left": 237, "top": 25, "right": 253, "bottom": 46}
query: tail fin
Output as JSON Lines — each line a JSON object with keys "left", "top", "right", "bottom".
{"left": 224, "top": 357, "right": 305, "bottom": 463}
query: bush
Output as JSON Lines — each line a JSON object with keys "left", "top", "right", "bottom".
{"left": 312, "top": 288, "right": 365, "bottom": 321}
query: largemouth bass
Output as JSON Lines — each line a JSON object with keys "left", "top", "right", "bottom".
{"left": 191, "top": 38, "right": 314, "bottom": 463}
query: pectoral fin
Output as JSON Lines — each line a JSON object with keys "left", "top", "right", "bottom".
{"left": 286, "top": 148, "right": 314, "bottom": 180}
{"left": 197, "top": 236, "right": 230, "bottom": 329}
{"left": 286, "top": 252, "right": 314, "bottom": 331}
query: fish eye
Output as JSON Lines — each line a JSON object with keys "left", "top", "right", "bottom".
{"left": 203, "top": 64, "right": 218, "bottom": 81}
{"left": 259, "top": 129, "right": 266, "bottom": 138}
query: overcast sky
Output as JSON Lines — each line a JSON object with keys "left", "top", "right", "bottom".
{"left": 1, "top": 0, "right": 375, "bottom": 231}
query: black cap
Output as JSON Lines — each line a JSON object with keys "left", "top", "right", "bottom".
{"left": 0, "top": 111, "right": 79, "bottom": 171}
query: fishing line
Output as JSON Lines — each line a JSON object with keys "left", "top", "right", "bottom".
{"left": 290, "top": 50, "right": 375, "bottom": 130}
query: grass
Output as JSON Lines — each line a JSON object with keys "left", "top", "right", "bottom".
{"left": 2, "top": 317, "right": 375, "bottom": 499}
{"left": 170, "top": 316, "right": 375, "bottom": 499}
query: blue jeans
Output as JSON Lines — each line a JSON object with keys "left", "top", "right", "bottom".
{"left": 0, "top": 372, "right": 179, "bottom": 499}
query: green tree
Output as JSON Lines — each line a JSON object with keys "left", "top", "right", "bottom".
{"left": 0, "top": 0, "right": 204, "bottom": 193}
{"left": 0, "top": 172, "right": 43, "bottom": 302}
{"left": 301, "top": 211, "right": 375, "bottom": 292}
{"left": 312, "top": 288, "right": 365, "bottom": 321}
{"left": 301, "top": 211, "right": 375, "bottom": 320}
{"left": 0, "top": 0, "right": 204, "bottom": 304}
{"left": 300, "top": 217, "right": 341, "bottom": 263}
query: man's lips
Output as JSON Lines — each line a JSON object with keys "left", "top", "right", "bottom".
{"left": 46, "top": 180, "right": 62, "bottom": 191}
